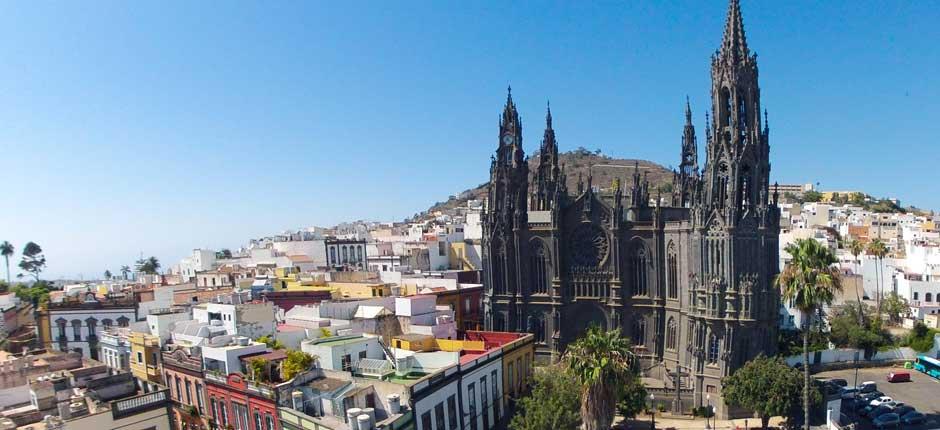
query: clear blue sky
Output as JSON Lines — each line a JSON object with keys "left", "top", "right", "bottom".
{"left": 1, "top": 1, "right": 937, "bottom": 280}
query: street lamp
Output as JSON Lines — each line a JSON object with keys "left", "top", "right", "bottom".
{"left": 650, "top": 393, "right": 656, "bottom": 430}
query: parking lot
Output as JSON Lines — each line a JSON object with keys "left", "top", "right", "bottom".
{"left": 817, "top": 366, "right": 940, "bottom": 430}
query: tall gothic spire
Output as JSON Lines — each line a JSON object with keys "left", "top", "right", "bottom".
{"left": 719, "top": 0, "right": 749, "bottom": 62}
{"left": 500, "top": 85, "right": 521, "bottom": 142}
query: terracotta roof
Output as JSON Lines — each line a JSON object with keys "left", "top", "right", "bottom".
{"left": 240, "top": 350, "right": 288, "bottom": 362}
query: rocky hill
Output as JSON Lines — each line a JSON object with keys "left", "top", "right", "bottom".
{"left": 422, "top": 149, "right": 674, "bottom": 218}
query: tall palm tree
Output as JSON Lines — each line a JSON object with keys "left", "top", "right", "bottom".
{"left": 847, "top": 239, "right": 866, "bottom": 325}
{"left": 120, "top": 265, "right": 131, "bottom": 280}
{"left": 564, "top": 325, "right": 635, "bottom": 430}
{"left": 777, "top": 239, "right": 843, "bottom": 430}
{"left": 147, "top": 256, "right": 161, "bottom": 274}
{"left": 0, "top": 241, "right": 13, "bottom": 284}
{"left": 867, "top": 239, "right": 888, "bottom": 316}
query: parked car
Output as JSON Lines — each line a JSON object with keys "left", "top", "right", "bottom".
{"left": 864, "top": 405, "right": 894, "bottom": 419}
{"left": 840, "top": 387, "right": 860, "bottom": 400}
{"left": 829, "top": 378, "right": 848, "bottom": 387}
{"left": 901, "top": 411, "right": 926, "bottom": 425}
{"left": 860, "top": 381, "right": 878, "bottom": 393}
{"left": 886, "top": 371, "right": 911, "bottom": 383}
{"left": 872, "top": 413, "right": 900, "bottom": 429}
{"left": 893, "top": 405, "right": 915, "bottom": 417}
{"left": 869, "top": 396, "right": 894, "bottom": 407}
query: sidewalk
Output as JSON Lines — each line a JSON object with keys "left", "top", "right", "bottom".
{"left": 612, "top": 414, "right": 788, "bottom": 430}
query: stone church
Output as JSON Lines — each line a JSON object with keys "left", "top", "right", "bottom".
{"left": 482, "top": 0, "right": 781, "bottom": 414}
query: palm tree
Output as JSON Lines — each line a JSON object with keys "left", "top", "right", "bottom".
{"left": 778, "top": 239, "right": 843, "bottom": 430}
{"left": 564, "top": 325, "right": 635, "bottom": 430}
{"left": 147, "top": 256, "right": 161, "bottom": 274}
{"left": 0, "top": 241, "right": 13, "bottom": 284}
{"left": 867, "top": 239, "right": 888, "bottom": 316}
{"left": 847, "top": 239, "right": 866, "bottom": 325}
{"left": 120, "top": 265, "right": 131, "bottom": 280}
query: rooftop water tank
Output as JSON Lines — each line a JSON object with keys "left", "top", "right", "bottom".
{"left": 346, "top": 408, "right": 363, "bottom": 430}
{"left": 356, "top": 414, "right": 372, "bottom": 430}
{"left": 387, "top": 394, "right": 401, "bottom": 414}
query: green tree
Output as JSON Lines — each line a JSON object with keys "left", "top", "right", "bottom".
{"left": 136, "top": 256, "right": 162, "bottom": 275}
{"left": 1, "top": 241, "right": 13, "bottom": 284}
{"left": 802, "top": 190, "right": 823, "bottom": 203}
{"left": 282, "top": 350, "right": 316, "bottom": 380}
{"left": 256, "top": 335, "right": 285, "bottom": 350}
{"left": 902, "top": 322, "right": 939, "bottom": 352}
{"left": 216, "top": 249, "right": 233, "bottom": 259}
{"left": 867, "top": 239, "right": 888, "bottom": 315}
{"left": 508, "top": 366, "right": 582, "bottom": 430}
{"left": 722, "top": 355, "right": 804, "bottom": 429}
{"left": 881, "top": 292, "right": 908, "bottom": 325}
{"left": 616, "top": 373, "right": 648, "bottom": 420}
{"left": 849, "top": 192, "right": 866, "bottom": 205}
{"left": 845, "top": 239, "right": 867, "bottom": 324}
{"left": 564, "top": 326, "right": 637, "bottom": 430}
{"left": 104, "top": 270, "right": 112, "bottom": 280}
{"left": 11, "top": 282, "right": 51, "bottom": 307}
{"left": 828, "top": 304, "right": 889, "bottom": 359}
{"left": 777, "top": 239, "right": 842, "bottom": 430}
{"left": 120, "top": 265, "right": 131, "bottom": 280}
{"left": 247, "top": 358, "right": 270, "bottom": 382}
{"left": 18, "top": 242, "right": 46, "bottom": 281}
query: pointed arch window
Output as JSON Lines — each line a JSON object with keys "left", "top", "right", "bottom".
{"left": 667, "top": 244, "right": 679, "bottom": 299}
{"left": 631, "top": 244, "right": 649, "bottom": 297}
{"left": 666, "top": 318, "right": 678, "bottom": 351}
{"left": 721, "top": 88, "right": 732, "bottom": 128}
{"left": 707, "top": 333, "right": 720, "bottom": 364}
{"left": 117, "top": 316, "right": 130, "bottom": 327}
{"left": 491, "top": 239, "right": 505, "bottom": 295}
{"left": 632, "top": 318, "right": 647, "bottom": 348}
{"left": 530, "top": 241, "right": 550, "bottom": 295}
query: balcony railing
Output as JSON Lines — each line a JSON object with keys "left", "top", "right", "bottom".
{"left": 112, "top": 389, "right": 169, "bottom": 419}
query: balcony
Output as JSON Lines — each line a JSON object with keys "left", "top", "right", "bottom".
{"left": 111, "top": 389, "right": 169, "bottom": 419}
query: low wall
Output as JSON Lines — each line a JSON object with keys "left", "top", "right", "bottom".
{"left": 784, "top": 346, "right": 937, "bottom": 372}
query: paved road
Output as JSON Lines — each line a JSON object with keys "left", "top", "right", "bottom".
{"left": 817, "top": 366, "right": 940, "bottom": 430}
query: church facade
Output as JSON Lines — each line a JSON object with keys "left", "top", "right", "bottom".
{"left": 482, "top": 0, "right": 781, "bottom": 414}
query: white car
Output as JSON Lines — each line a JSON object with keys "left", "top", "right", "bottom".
{"left": 869, "top": 396, "right": 893, "bottom": 407}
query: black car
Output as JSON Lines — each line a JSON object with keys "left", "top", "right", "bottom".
{"left": 829, "top": 378, "right": 848, "bottom": 387}
{"left": 893, "top": 406, "right": 915, "bottom": 417}
{"left": 865, "top": 405, "right": 894, "bottom": 419}
{"left": 902, "top": 412, "right": 926, "bottom": 425}
{"left": 860, "top": 391, "right": 884, "bottom": 402}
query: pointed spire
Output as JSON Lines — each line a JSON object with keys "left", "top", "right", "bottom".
{"left": 546, "top": 100, "right": 553, "bottom": 129}
{"left": 763, "top": 108, "right": 769, "bottom": 133}
{"left": 685, "top": 96, "right": 692, "bottom": 124}
{"left": 720, "top": 0, "right": 749, "bottom": 61}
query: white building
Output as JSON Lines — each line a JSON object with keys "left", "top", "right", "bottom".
{"left": 46, "top": 292, "right": 138, "bottom": 361}
{"left": 301, "top": 335, "right": 385, "bottom": 372}
{"left": 192, "top": 301, "right": 276, "bottom": 339}
{"left": 176, "top": 249, "right": 218, "bottom": 283}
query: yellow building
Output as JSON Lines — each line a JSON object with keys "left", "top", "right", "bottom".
{"left": 391, "top": 333, "right": 485, "bottom": 352}
{"left": 448, "top": 242, "right": 478, "bottom": 270}
{"left": 331, "top": 282, "right": 390, "bottom": 298}
{"left": 129, "top": 332, "right": 163, "bottom": 383}
{"left": 499, "top": 333, "right": 535, "bottom": 401}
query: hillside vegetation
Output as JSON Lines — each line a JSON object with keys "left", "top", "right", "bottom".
{"left": 422, "top": 149, "right": 674, "bottom": 217}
